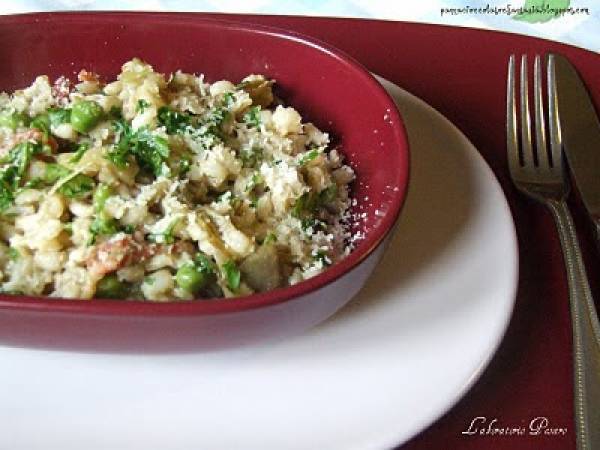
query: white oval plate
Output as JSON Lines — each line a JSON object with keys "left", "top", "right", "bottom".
{"left": 0, "top": 79, "right": 518, "bottom": 450}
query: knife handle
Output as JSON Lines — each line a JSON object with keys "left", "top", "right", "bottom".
{"left": 594, "top": 220, "right": 600, "bottom": 252}
{"left": 549, "top": 200, "right": 600, "bottom": 450}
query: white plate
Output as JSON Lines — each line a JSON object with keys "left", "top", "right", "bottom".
{"left": 0, "top": 79, "right": 518, "bottom": 450}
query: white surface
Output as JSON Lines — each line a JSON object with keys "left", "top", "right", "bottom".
{"left": 0, "top": 79, "right": 519, "bottom": 450}
{"left": 3, "top": 1, "right": 599, "bottom": 53}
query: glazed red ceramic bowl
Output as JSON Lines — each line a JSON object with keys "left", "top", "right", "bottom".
{"left": 0, "top": 12, "right": 409, "bottom": 352}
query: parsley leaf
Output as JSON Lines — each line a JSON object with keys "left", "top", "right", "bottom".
{"left": 157, "top": 106, "right": 191, "bottom": 134}
{"left": 245, "top": 172, "right": 263, "bottom": 192}
{"left": 222, "top": 92, "right": 235, "bottom": 107}
{"left": 298, "top": 149, "right": 319, "bottom": 166}
{"left": 240, "top": 146, "right": 263, "bottom": 169}
{"left": 147, "top": 219, "right": 179, "bottom": 244}
{"left": 243, "top": 106, "right": 261, "bottom": 128}
{"left": 88, "top": 216, "right": 120, "bottom": 245}
{"left": 194, "top": 253, "right": 216, "bottom": 275}
{"left": 221, "top": 260, "right": 241, "bottom": 291}
{"left": 70, "top": 142, "right": 90, "bottom": 163}
{"left": 136, "top": 99, "right": 150, "bottom": 114}
{"left": 291, "top": 185, "right": 338, "bottom": 219}
{"left": 133, "top": 129, "right": 170, "bottom": 177}
{"left": 44, "top": 163, "right": 71, "bottom": 183}
{"left": 0, "top": 142, "right": 43, "bottom": 213}
{"left": 0, "top": 178, "right": 15, "bottom": 212}
{"left": 59, "top": 174, "right": 95, "bottom": 198}
{"left": 314, "top": 249, "right": 331, "bottom": 266}
{"left": 107, "top": 119, "right": 171, "bottom": 177}
{"left": 44, "top": 163, "right": 95, "bottom": 198}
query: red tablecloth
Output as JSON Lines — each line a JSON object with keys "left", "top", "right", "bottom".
{"left": 204, "top": 14, "right": 600, "bottom": 450}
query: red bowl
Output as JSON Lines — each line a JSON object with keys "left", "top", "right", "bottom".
{"left": 0, "top": 12, "right": 409, "bottom": 352}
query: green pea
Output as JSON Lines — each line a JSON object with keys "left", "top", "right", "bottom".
{"left": 30, "top": 113, "right": 50, "bottom": 134}
{"left": 176, "top": 263, "right": 208, "bottom": 294}
{"left": 70, "top": 100, "right": 104, "bottom": 133}
{"left": 93, "top": 184, "right": 113, "bottom": 213}
{"left": 95, "top": 274, "right": 129, "bottom": 299}
{"left": 48, "top": 107, "right": 71, "bottom": 127}
{"left": 0, "top": 110, "right": 29, "bottom": 130}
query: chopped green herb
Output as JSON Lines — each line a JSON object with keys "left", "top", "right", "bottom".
{"left": 70, "top": 142, "right": 90, "bottom": 163}
{"left": 0, "top": 142, "right": 44, "bottom": 213}
{"left": 243, "top": 106, "right": 261, "bottom": 128}
{"left": 93, "top": 183, "right": 113, "bottom": 213}
{"left": 298, "top": 149, "right": 319, "bottom": 166}
{"left": 301, "top": 218, "right": 325, "bottom": 232}
{"left": 262, "top": 232, "right": 277, "bottom": 244}
{"left": 249, "top": 194, "right": 258, "bottom": 209}
{"left": 44, "top": 163, "right": 70, "bottom": 184}
{"left": 108, "top": 106, "right": 122, "bottom": 119}
{"left": 144, "top": 276, "right": 155, "bottom": 285}
{"left": 136, "top": 99, "right": 150, "bottom": 114}
{"left": 157, "top": 106, "right": 190, "bottom": 134}
{"left": 107, "top": 119, "right": 171, "bottom": 177}
{"left": 291, "top": 192, "right": 317, "bottom": 219}
{"left": 245, "top": 172, "right": 263, "bottom": 192}
{"left": 30, "top": 113, "right": 50, "bottom": 137}
{"left": 0, "top": 180, "right": 15, "bottom": 213}
{"left": 44, "top": 163, "right": 95, "bottom": 198}
{"left": 0, "top": 109, "right": 29, "bottom": 130}
{"left": 122, "top": 224, "right": 135, "bottom": 234}
{"left": 22, "top": 177, "right": 43, "bottom": 190}
{"left": 8, "top": 247, "right": 20, "bottom": 261}
{"left": 222, "top": 92, "right": 235, "bottom": 107}
{"left": 106, "top": 121, "right": 131, "bottom": 168}
{"left": 221, "top": 260, "right": 241, "bottom": 291}
{"left": 59, "top": 174, "right": 95, "bottom": 198}
{"left": 88, "top": 216, "right": 120, "bottom": 245}
{"left": 240, "top": 146, "right": 263, "bottom": 168}
{"left": 291, "top": 185, "right": 338, "bottom": 219}
{"left": 176, "top": 155, "right": 191, "bottom": 177}
{"left": 194, "top": 253, "right": 216, "bottom": 275}
{"left": 206, "top": 107, "right": 230, "bottom": 128}
{"left": 314, "top": 250, "right": 331, "bottom": 266}
{"left": 147, "top": 219, "right": 179, "bottom": 244}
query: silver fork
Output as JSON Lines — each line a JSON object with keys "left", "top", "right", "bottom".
{"left": 507, "top": 54, "right": 600, "bottom": 449}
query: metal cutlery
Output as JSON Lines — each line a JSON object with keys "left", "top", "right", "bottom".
{"left": 506, "top": 54, "right": 600, "bottom": 450}
{"left": 553, "top": 53, "right": 600, "bottom": 247}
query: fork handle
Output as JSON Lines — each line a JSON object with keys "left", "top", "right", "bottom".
{"left": 548, "top": 199, "right": 600, "bottom": 450}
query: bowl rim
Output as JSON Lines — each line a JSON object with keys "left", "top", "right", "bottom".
{"left": 0, "top": 11, "right": 410, "bottom": 317}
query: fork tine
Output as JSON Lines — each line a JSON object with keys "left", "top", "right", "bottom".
{"left": 520, "top": 55, "right": 534, "bottom": 168}
{"left": 547, "top": 54, "right": 563, "bottom": 170}
{"left": 534, "top": 55, "right": 550, "bottom": 168}
{"left": 506, "top": 55, "right": 520, "bottom": 174}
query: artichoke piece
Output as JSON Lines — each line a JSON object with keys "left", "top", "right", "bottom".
{"left": 240, "top": 75, "right": 274, "bottom": 108}
{"left": 239, "top": 243, "right": 281, "bottom": 292}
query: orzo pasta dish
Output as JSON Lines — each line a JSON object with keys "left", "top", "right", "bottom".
{"left": 0, "top": 58, "right": 355, "bottom": 301}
